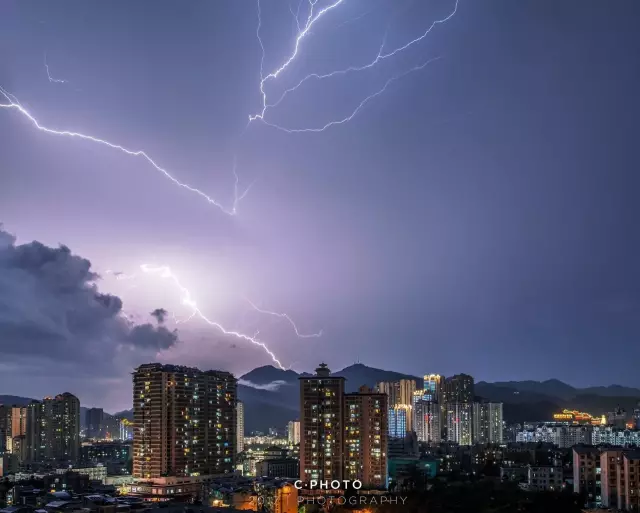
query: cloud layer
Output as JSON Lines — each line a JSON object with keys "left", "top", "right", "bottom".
{"left": 0, "top": 225, "right": 178, "bottom": 372}
{"left": 238, "top": 379, "right": 287, "bottom": 391}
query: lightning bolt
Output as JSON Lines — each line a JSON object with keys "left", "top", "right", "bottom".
{"left": 250, "top": 0, "right": 459, "bottom": 130}
{"left": 250, "top": 0, "right": 347, "bottom": 122}
{"left": 245, "top": 297, "right": 323, "bottom": 338}
{"left": 139, "top": 264, "right": 286, "bottom": 370}
{"left": 45, "top": 53, "right": 68, "bottom": 84}
{"left": 0, "top": 87, "right": 244, "bottom": 215}
{"left": 263, "top": 56, "right": 442, "bottom": 133}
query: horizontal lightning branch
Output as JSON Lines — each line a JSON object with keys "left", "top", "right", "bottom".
{"left": 250, "top": 0, "right": 459, "bottom": 129}
{"left": 245, "top": 297, "right": 323, "bottom": 338}
{"left": 262, "top": 56, "right": 443, "bottom": 133}
{"left": 0, "top": 87, "right": 247, "bottom": 216}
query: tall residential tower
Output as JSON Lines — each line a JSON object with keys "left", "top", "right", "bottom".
{"left": 344, "top": 386, "right": 387, "bottom": 488}
{"left": 299, "top": 363, "right": 345, "bottom": 483}
{"left": 132, "top": 363, "right": 237, "bottom": 479}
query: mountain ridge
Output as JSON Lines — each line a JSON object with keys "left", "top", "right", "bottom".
{"left": 5, "top": 364, "right": 640, "bottom": 433}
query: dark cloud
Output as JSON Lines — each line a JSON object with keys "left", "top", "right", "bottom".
{"left": 150, "top": 308, "right": 168, "bottom": 324}
{"left": 129, "top": 323, "right": 177, "bottom": 349}
{"left": 0, "top": 225, "right": 179, "bottom": 368}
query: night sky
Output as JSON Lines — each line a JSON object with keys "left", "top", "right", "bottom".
{"left": 1, "top": 0, "right": 639, "bottom": 412}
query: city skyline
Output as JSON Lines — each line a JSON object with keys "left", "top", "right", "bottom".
{"left": 2, "top": 0, "right": 640, "bottom": 413}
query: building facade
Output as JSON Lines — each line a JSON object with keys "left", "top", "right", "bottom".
{"left": 441, "top": 374, "right": 474, "bottom": 404}
{"left": 413, "top": 396, "right": 441, "bottom": 443}
{"left": 516, "top": 424, "right": 593, "bottom": 448}
{"left": 132, "top": 363, "right": 237, "bottom": 479}
{"left": 573, "top": 446, "right": 601, "bottom": 508}
{"left": 287, "top": 420, "right": 300, "bottom": 445}
{"left": 27, "top": 393, "right": 81, "bottom": 462}
{"left": 10, "top": 406, "right": 27, "bottom": 439}
{"left": 472, "top": 402, "right": 503, "bottom": 444}
{"left": 237, "top": 401, "right": 244, "bottom": 455}
{"left": 422, "top": 374, "right": 442, "bottom": 403}
{"left": 344, "top": 386, "right": 387, "bottom": 488}
{"left": 376, "top": 379, "right": 415, "bottom": 431}
{"left": 299, "top": 363, "right": 345, "bottom": 483}
{"left": 85, "top": 408, "right": 104, "bottom": 439}
{"left": 601, "top": 449, "right": 625, "bottom": 509}
{"left": 592, "top": 426, "right": 640, "bottom": 446}
{"left": 388, "top": 406, "right": 408, "bottom": 438}
{"left": 256, "top": 458, "right": 300, "bottom": 479}
{"left": 526, "top": 465, "right": 563, "bottom": 491}
{"left": 619, "top": 451, "right": 640, "bottom": 511}
{"left": 444, "top": 403, "right": 473, "bottom": 445}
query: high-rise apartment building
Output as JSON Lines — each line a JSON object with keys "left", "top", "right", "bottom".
{"left": 25, "top": 401, "right": 41, "bottom": 462}
{"left": 132, "top": 363, "right": 237, "bottom": 479}
{"left": 441, "top": 374, "right": 475, "bottom": 404}
{"left": 237, "top": 401, "right": 244, "bottom": 455}
{"left": 0, "top": 406, "right": 28, "bottom": 454}
{"left": 376, "top": 379, "right": 415, "bottom": 431}
{"left": 34, "top": 393, "right": 81, "bottom": 462}
{"left": 10, "top": 406, "right": 27, "bottom": 438}
{"left": 299, "top": 363, "right": 345, "bottom": 483}
{"left": 398, "top": 380, "right": 417, "bottom": 408}
{"left": 422, "top": 374, "right": 442, "bottom": 403}
{"left": 388, "top": 406, "right": 408, "bottom": 438}
{"left": 376, "top": 382, "right": 400, "bottom": 408}
{"left": 444, "top": 403, "right": 473, "bottom": 445}
{"left": 413, "top": 395, "right": 441, "bottom": 443}
{"left": 86, "top": 408, "right": 104, "bottom": 439}
{"left": 472, "top": 402, "right": 504, "bottom": 444}
{"left": 344, "top": 386, "right": 387, "bottom": 488}
{"left": 287, "top": 421, "right": 300, "bottom": 445}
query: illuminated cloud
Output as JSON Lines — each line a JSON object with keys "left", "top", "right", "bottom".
{"left": 238, "top": 379, "right": 287, "bottom": 391}
{"left": 0, "top": 224, "right": 178, "bottom": 369}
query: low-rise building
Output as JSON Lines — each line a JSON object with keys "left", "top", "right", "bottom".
{"left": 388, "top": 458, "right": 437, "bottom": 488}
{"left": 600, "top": 449, "right": 625, "bottom": 509}
{"left": 573, "top": 446, "right": 601, "bottom": 508}
{"left": 592, "top": 426, "right": 640, "bottom": 447}
{"left": 57, "top": 464, "right": 107, "bottom": 484}
{"left": 500, "top": 466, "right": 528, "bottom": 483}
{"left": 526, "top": 465, "right": 563, "bottom": 491}
{"left": 122, "top": 475, "right": 216, "bottom": 502}
{"left": 255, "top": 458, "right": 299, "bottom": 479}
{"left": 516, "top": 424, "right": 592, "bottom": 448}
{"left": 618, "top": 451, "right": 640, "bottom": 511}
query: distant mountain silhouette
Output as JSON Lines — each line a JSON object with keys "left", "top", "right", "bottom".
{"left": 484, "top": 379, "right": 640, "bottom": 401}
{"left": 333, "top": 363, "right": 422, "bottom": 392}
{"left": 113, "top": 409, "right": 133, "bottom": 421}
{"left": 0, "top": 395, "right": 34, "bottom": 406}
{"left": 5, "top": 366, "right": 640, "bottom": 433}
{"left": 239, "top": 365, "right": 299, "bottom": 385}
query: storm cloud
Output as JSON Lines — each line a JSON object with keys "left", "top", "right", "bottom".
{"left": 0, "top": 225, "right": 178, "bottom": 367}
{"left": 150, "top": 308, "right": 168, "bottom": 324}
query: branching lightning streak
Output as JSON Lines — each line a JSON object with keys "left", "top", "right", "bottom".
{"left": 0, "top": 87, "right": 241, "bottom": 216}
{"left": 245, "top": 297, "right": 323, "bottom": 338}
{"left": 140, "top": 264, "right": 286, "bottom": 369}
{"left": 44, "top": 53, "right": 68, "bottom": 84}
{"left": 250, "top": 0, "right": 347, "bottom": 122}
{"left": 232, "top": 157, "right": 256, "bottom": 215}
{"left": 262, "top": 56, "right": 442, "bottom": 133}
{"left": 252, "top": 0, "right": 459, "bottom": 126}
